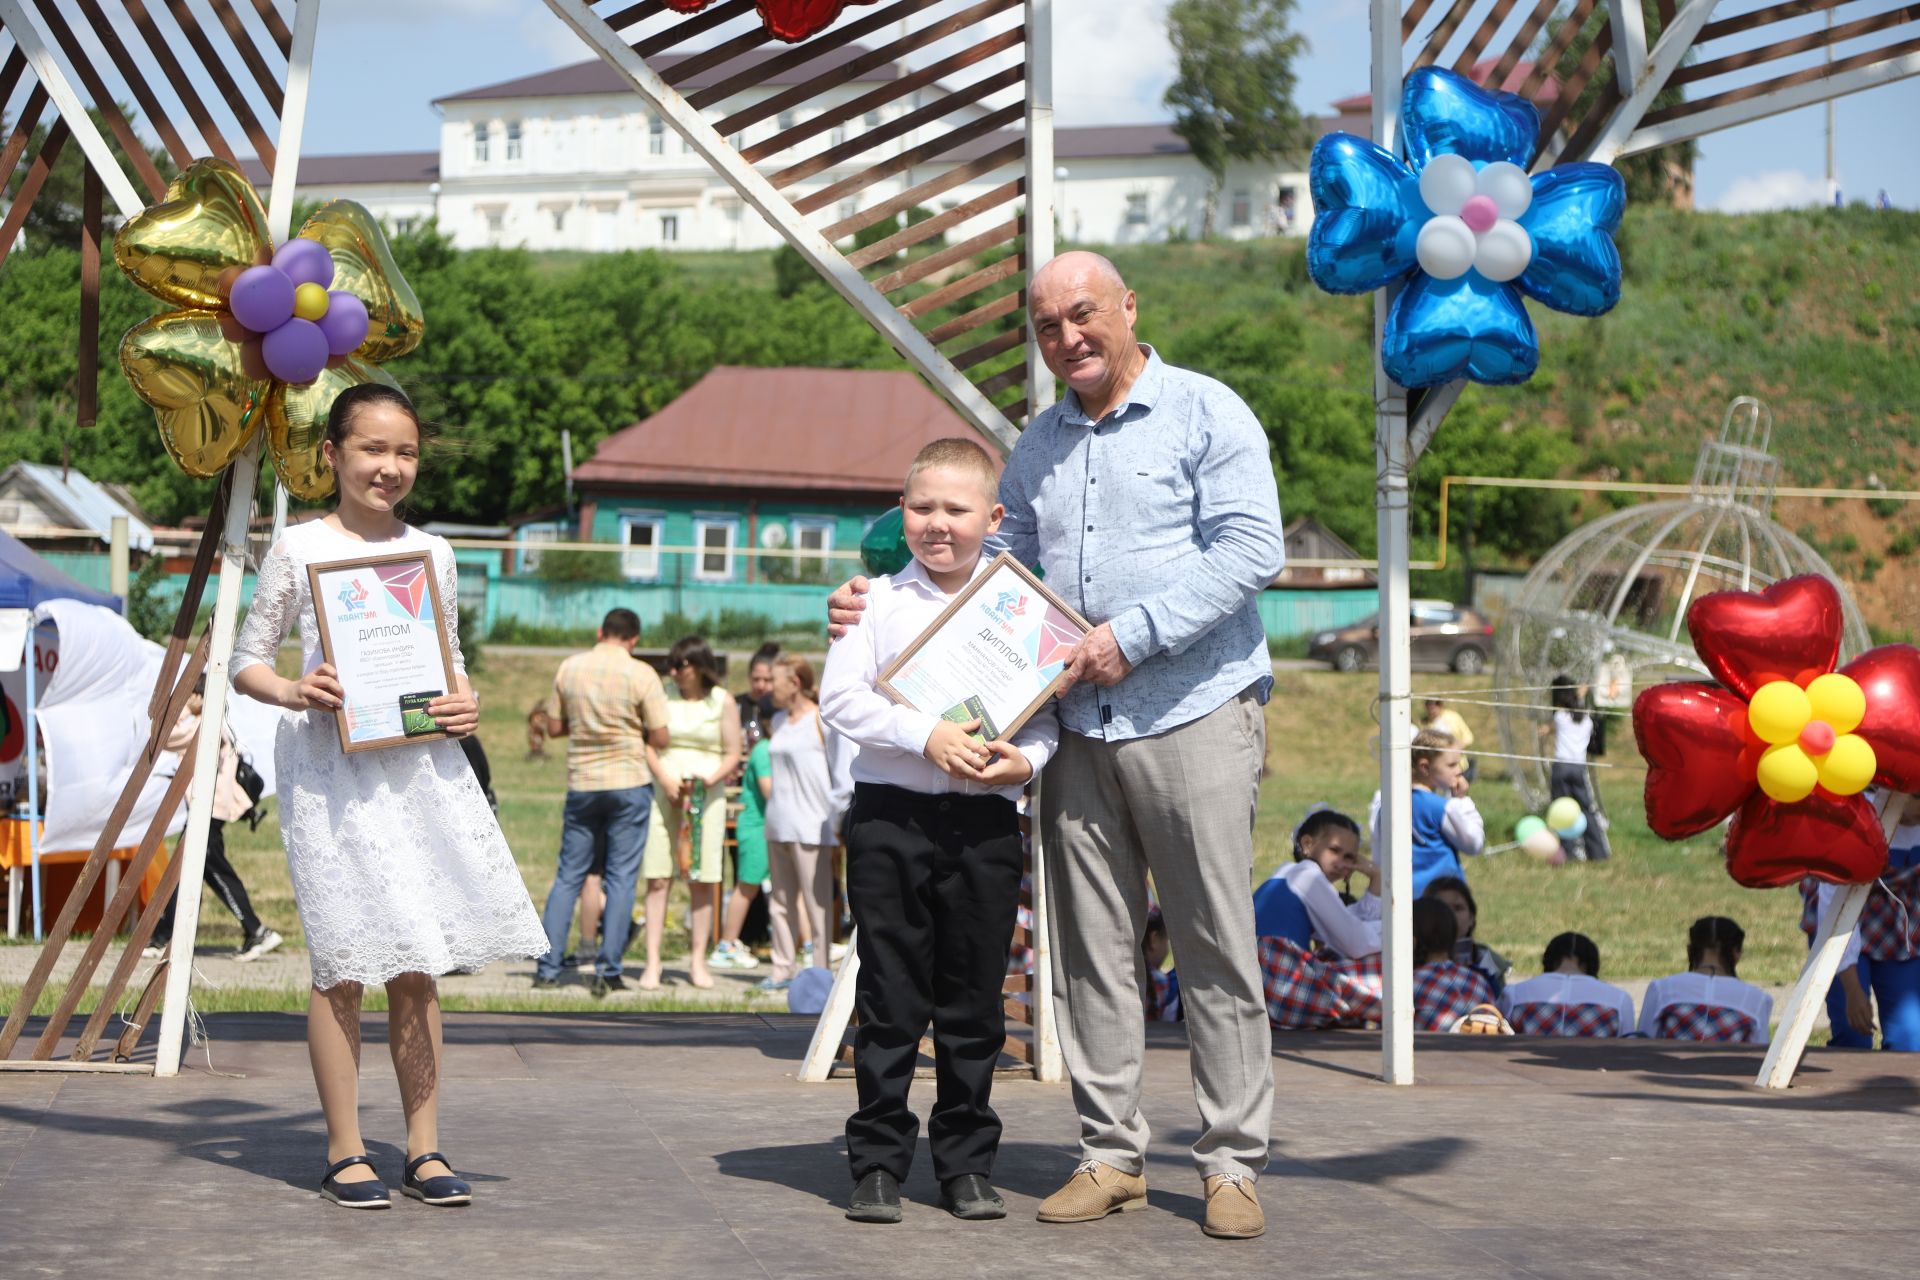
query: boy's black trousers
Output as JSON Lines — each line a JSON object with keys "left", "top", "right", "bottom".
{"left": 844, "top": 782, "right": 1024, "bottom": 1185}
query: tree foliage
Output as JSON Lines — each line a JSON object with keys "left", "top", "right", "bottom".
{"left": 1164, "top": 0, "right": 1310, "bottom": 236}
{"left": 1545, "top": 0, "right": 1697, "bottom": 206}
{"left": 1, "top": 105, "right": 174, "bottom": 251}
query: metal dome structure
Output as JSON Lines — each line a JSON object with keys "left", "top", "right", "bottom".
{"left": 1494, "top": 398, "right": 1872, "bottom": 810}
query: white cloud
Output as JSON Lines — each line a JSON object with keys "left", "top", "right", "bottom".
{"left": 1050, "top": 0, "right": 1177, "bottom": 126}
{"left": 1714, "top": 168, "right": 1833, "bottom": 213}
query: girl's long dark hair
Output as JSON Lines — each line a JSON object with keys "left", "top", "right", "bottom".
{"left": 1550, "top": 674, "right": 1586, "bottom": 722}
{"left": 1687, "top": 916, "right": 1745, "bottom": 977}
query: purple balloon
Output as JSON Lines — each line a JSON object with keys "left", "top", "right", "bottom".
{"left": 228, "top": 264, "right": 295, "bottom": 333}
{"left": 273, "top": 237, "right": 336, "bottom": 289}
{"left": 261, "top": 318, "right": 330, "bottom": 384}
{"left": 317, "top": 290, "right": 371, "bottom": 356}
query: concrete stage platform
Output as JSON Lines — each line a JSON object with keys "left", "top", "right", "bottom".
{"left": 2, "top": 1014, "right": 1917, "bottom": 1278}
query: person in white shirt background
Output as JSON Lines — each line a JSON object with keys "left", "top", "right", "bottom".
{"left": 1640, "top": 916, "right": 1773, "bottom": 1043}
{"left": 759, "top": 654, "right": 853, "bottom": 993}
{"left": 1541, "top": 674, "right": 1611, "bottom": 861}
{"left": 1498, "top": 931, "right": 1636, "bottom": 1037}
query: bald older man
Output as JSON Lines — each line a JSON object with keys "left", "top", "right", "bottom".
{"left": 831, "top": 252, "right": 1284, "bottom": 1238}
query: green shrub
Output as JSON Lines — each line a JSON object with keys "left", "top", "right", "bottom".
{"left": 536, "top": 547, "right": 622, "bottom": 583}
{"left": 1854, "top": 311, "right": 1882, "bottom": 338}
{"left": 1867, "top": 497, "right": 1903, "bottom": 518}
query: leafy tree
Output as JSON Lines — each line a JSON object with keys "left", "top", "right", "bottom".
{"left": 1164, "top": 0, "right": 1310, "bottom": 237}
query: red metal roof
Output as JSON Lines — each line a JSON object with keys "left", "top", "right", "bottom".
{"left": 571, "top": 366, "right": 991, "bottom": 496}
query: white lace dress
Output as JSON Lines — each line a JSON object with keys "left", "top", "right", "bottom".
{"left": 231, "top": 519, "right": 548, "bottom": 989}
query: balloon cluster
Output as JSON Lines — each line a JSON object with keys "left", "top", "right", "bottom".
{"left": 1633, "top": 575, "right": 1920, "bottom": 889}
{"left": 1306, "top": 66, "right": 1627, "bottom": 388}
{"left": 113, "top": 156, "right": 424, "bottom": 500}
{"left": 225, "top": 239, "right": 372, "bottom": 385}
{"left": 1511, "top": 806, "right": 1580, "bottom": 862}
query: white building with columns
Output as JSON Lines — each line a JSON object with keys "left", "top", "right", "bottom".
{"left": 281, "top": 49, "right": 1317, "bottom": 252}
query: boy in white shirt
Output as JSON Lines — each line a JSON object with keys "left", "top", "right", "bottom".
{"left": 821, "top": 438, "right": 1060, "bottom": 1226}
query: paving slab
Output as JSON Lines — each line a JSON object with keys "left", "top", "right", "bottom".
{"left": 1, "top": 1015, "right": 1916, "bottom": 1278}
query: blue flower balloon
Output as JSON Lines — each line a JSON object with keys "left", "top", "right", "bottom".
{"left": 1307, "top": 66, "right": 1626, "bottom": 388}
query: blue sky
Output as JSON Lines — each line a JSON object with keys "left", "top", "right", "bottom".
{"left": 303, "top": 0, "right": 1917, "bottom": 211}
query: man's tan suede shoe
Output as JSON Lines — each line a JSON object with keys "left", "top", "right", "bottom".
{"left": 1035, "top": 1160, "right": 1149, "bottom": 1223}
{"left": 1202, "top": 1173, "right": 1264, "bottom": 1239}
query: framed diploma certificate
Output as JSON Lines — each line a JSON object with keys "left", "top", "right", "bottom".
{"left": 307, "top": 551, "right": 459, "bottom": 753}
{"left": 878, "top": 552, "right": 1092, "bottom": 742}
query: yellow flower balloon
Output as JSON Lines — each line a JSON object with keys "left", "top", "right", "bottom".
{"left": 1757, "top": 742, "right": 1820, "bottom": 804}
{"left": 113, "top": 156, "right": 425, "bottom": 502}
{"left": 1818, "top": 733, "right": 1878, "bottom": 796}
{"left": 1747, "top": 680, "right": 1812, "bottom": 745}
{"left": 1805, "top": 672, "right": 1867, "bottom": 735}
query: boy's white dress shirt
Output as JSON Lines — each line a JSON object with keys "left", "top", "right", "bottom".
{"left": 821, "top": 554, "right": 1060, "bottom": 801}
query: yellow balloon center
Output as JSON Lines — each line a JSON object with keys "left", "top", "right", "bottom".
{"left": 292, "top": 282, "right": 330, "bottom": 322}
{"left": 1748, "top": 674, "right": 1876, "bottom": 802}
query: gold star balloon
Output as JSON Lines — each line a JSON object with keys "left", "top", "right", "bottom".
{"left": 114, "top": 157, "right": 424, "bottom": 501}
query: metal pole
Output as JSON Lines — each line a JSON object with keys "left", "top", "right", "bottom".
{"left": 1824, "top": 10, "right": 1837, "bottom": 205}
{"left": 109, "top": 516, "right": 129, "bottom": 603}
{"left": 1025, "top": 0, "right": 1056, "bottom": 422}
{"left": 1370, "top": 0, "right": 1415, "bottom": 1086}
{"left": 155, "top": 0, "right": 323, "bottom": 1078}
{"left": 25, "top": 621, "right": 40, "bottom": 940}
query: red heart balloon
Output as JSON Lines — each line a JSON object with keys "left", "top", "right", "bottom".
{"left": 1686, "top": 575, "right": 1844, "bottom": 700}
{"left": 664, "top": 0, "right": 878, "bottom": 42}
{"left": 1633, "top": 682, "right": 1760, "bottom": 838}
{"left": 1724, "top": 789, "right": 1887, "bottom": 888}
{"left": 1841, "top": 643, "right": 1920, "bottom": 791}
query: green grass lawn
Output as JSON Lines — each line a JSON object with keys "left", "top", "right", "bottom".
{"left": 14, "top": 651, "right": 1813, "bottom": 1016}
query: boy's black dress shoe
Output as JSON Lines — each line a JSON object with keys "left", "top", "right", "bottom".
{"left": 847, "top": 1168, "right": 902, "bottom": 1223}
{"left": 319, "top": 1154, "right": 390, "bottom": 1209}
{"left": 941, "top": 1173, "right": 1006, "bottom": 1220}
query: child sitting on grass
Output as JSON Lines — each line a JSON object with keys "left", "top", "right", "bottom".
{"left": 1498, "top": 932, "right": 1636, "bottom": 1036}
{"left": 1422, "top": 876, "right": 1509, "bottom": 997}
{"left": 1411, "top": 897, "right": 1496, "bottom": 1032}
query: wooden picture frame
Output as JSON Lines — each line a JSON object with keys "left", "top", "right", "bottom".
{"left": 306, "top": 551, "right": 459, "bottom": 754}
{"left": 877, "top": 552, "right": 1091, "bottom": 742}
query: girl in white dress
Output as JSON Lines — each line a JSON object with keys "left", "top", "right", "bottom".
{"left": 232, "top": 384, "right": 547, "bottom": 1210}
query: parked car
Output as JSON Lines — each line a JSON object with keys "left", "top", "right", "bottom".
{"left": 1307, "top": 601, "right": 1495, "bottom": 674}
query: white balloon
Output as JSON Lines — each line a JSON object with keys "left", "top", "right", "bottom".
{"left": 1418, "top": 153, "right": 1478, "bottom": 217}
{"left": 1477, "top": 161, "right": 1533, "bottom": 220}
{"left": 1416, "top": 216, "right": 1477, "bottom": 280}
{"left": 1474, "top": 220, "right": 1533, "bottom": 282}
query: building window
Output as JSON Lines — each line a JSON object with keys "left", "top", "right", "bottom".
{"left": 649, "top": 115, "right": 665, "bottom": 155}
{"left": 793, "top": 517, "right": 834, "bottom": 579}
{"left": 482, "top": 206, "right": 505, "bottom": 235}
{"left": 830, "top": 124, "right": 846, "bottom": 147}
{"left": 1230, "top": 189, "right": 1251, "bottom": 227}
{"left": 551, "top": 207, "right": 566, "bottom": 232}
{"left": 619, "top": 514, "right": 664, "bottom": 581}
{"left": 393, "top": 216, "right": 416, "bottom": 235}
{"left": 693, "top": 517, "right": 737, "bottom": 581}
{"left": 777, "top": 109, "right": 797, "bottom": 132}
{"left": 659, "top": 213, "right": 679, "bottom": 242}
{"left": 505, "top": 121, "right": 522, "bottom": 161}
{"left": 864, "top": 109, "right": 881, "bottom": 128}
{"left": 516, "top": 521, "right": 569, "bottom": 573}
{"left": 1125, "top": 193, "right": 1148, "bottom": 226}
{"left": 473, "top": 124, "right": 490, "bottom": 162}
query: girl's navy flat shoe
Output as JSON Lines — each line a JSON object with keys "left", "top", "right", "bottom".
{"left": 402, "top": 1151, "right": 473, "bottom": 1207}
{"left": 320, "top": 1154, "right": 391, "bottom": 1209}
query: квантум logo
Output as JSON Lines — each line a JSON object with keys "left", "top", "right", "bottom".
{"left": 335, "top": 578, "right": 377, "bottom": 622}
{"left": 989, "top": 590, "right": 1028, "bottom": 628}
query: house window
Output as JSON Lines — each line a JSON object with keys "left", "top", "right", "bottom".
{"left": 1230, "top": 189, "right": 1251, "bottom": 227}
{"left": 1125, "top": 193, "right": 1148, "bottom": 226}
{"left": 551, "top": 206, "right": 566, "bottom": 232}
{"left": 649, "top": 115, "right": 665, "bottom": 155}
{"left": 864, "top": 109, "right": 881, "bottom": 128}
{"left": 473, "top": 124, "right": 490, "bottom": 162}
{"left": 793, "top": 517, "right": 834, "bottom": 581}
{"left": 659, "top": 213, "right": 679, "bottom": 242}
{"left": 515, "top": 522, "right": 568, "bottom": 573}
{"left": 393, "top": 216, "right": 416, "bottom": 235}
{"left": 506, "top": 121, "right": 522, "bottom": 160}
{"left": 830, "top": 124, "right": 846, "bottom": 147}
{"left": 777, "top": 109, "right": 797, "bottom": 132}
{"left": 693, "top": 517, "right": 737, "bottom": 581}
{"left": 619, "top": 514, "right": 664, "bottom": 581}
{"left": 482, "top": 206, "right": 505, "bottom": 236}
